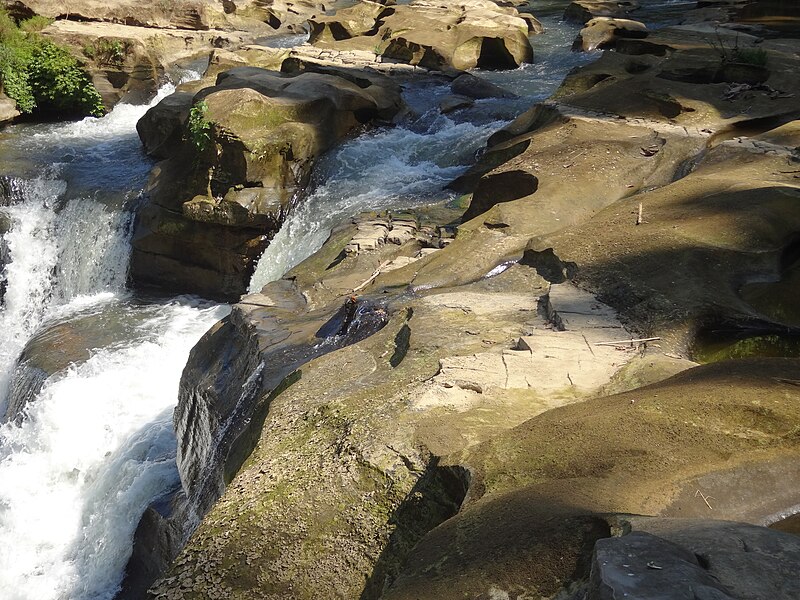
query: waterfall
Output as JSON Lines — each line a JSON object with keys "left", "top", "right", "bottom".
{"left": 0, "top": 72, "right": 231, "bottom": 600}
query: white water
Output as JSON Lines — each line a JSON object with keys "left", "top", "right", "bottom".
{"left": 0, "top": 74, "right": 232, "bottom": 600}
{"left": 248, "top": 115, "right": 503, "bottom": 290}
{"left": 0, "top": 301, "right": 227, "bottom": 600}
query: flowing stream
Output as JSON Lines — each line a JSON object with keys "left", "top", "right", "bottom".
{"left": 248, "top": 15, "right": 594, "bottom": 291}
{"left": 0, "top": 12, "right": 589, "bottom": 600}
{"left": 0, "top": 81, "right": 229, "bottom": 600}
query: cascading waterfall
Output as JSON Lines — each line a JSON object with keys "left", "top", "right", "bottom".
{"left": 0, "top": 74, "right": 231, "bottom": 600}
{"left": 0, "top": 12, "right": 595, "bottom": 598}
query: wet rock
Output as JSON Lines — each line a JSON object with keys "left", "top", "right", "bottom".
{"left": 574, "top": 17, "right": 648, "bottom": 52}
{"left": 117, "top": 492, "right": 188, "bottom": 600}
{"left": 439, "top": 94, "right": 474, "bottom": 114}
{"left": 131, "top": 65, "right": 403, "bottom": 300}
{"left": 174, "top": 283, "right": 390, "bottom": 517}
{"left": 450, "top": 72, "right": 517, "bottom": 100}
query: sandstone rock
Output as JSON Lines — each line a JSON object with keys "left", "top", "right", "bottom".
{"left": 307, "top": 0, "right": 387, "bottom": 44}
{"left": 574, "top": 17, "right": 648, "bottom": 52}
{"left": 230, "top": 0, "right": 328, "bottom": 33}
{"left": 131, "top": 65, "right": 403, "bottom": 300}
{"left": 0, "top": 93, "right": 20, "bottom": 127}
{"left": 383, "top": 359, "right": 800, "bottom": 599}
{"left": 310, "top": 0, "right": 534, "bottom": 71}
{"left": 564, "top": 0, "right": 640, "bottom": 25}
{"left": 41, "top": 20, "right": 257, "bottom": 107}
{"left": 3, "top": 0, "right": 241, "bottom": 31}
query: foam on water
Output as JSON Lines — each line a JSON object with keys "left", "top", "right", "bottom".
{"left": 0, "top": 299, "right": 229, "bottom": 600}
{"left": 0, "top": 72, "right": 231, "bottom": 600}
{"left": 248, "top": 115, "right": 502, "bottom": 291}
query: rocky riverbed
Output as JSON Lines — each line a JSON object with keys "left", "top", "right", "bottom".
{"left": 1, "top": 0, "right": 800, "bottom": 599}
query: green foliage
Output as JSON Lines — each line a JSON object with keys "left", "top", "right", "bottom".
{"left": 0, "top": 8, "right": 105, "bottom": 117}
{"left": 28, "top": 41, "right": 105, "bottom": 116}
{"left": 19, "top": 15, "right": 52, "bottom": 33}
{"left": 187, "top": 100, "right": 212, "bottom": 151}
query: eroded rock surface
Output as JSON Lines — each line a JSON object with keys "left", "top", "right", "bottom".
{"left": 308, "top": 0, "right": 535, "bottom": 71}
{"left": 147, "top": 5, "right": 800, "bottom": 599}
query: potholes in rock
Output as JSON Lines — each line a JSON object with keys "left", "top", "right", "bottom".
{"left": 315, "top": 297, "right": 390, "bottom": 347}
{"left": 740, "top": 239, "right": 800, "bottom": 327}
{"left": 463, "top": 170, "right": 539, "bottom": 221}
{"left": 519, "top": 247, "right": 577, "bottom": 284}
{"left": 691, "top": 321, "right": 800, "bottom": 363}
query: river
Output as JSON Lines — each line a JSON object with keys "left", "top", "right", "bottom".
{"left": 0, "top": 13, "right": 589, "bottom": 600}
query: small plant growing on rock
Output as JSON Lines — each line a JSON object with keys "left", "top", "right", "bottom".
{"left": 187, "top": 100, "right": 212, "bottom": 152}
{"left": 709, "top": 29, "right": 768, "bottom": 67}
{"left": 83, "top": 38, "right": 128, "bottom": 67}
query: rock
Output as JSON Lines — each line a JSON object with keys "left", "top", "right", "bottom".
{"left": 574, "top": 17, "right": 648, "bottom": 52}
{"left": 463, "top": 169, "right": 538, "bottom": 220}
{"left": 117, "top": 493, "right": 188, "bottom": 600}
{"left": 382, "top": 359, "right": 800, "bottom": 599}
{"left": 0, "top": 92, "right": 20, "bottom": 126}
{"left": 136, "top": 91, "right": 195, "bottom": 159}
{"left": 564, "top": 0, "right": 641, "bottom": 25}
{"left": 41, "top": 20, "right": 257, "bottom": 107}
{"left": 564, "top": 0, "right": 636, "bottom": 24}
{"left": 590, "top": 531, "right": 734, "bottom": 600}
{"left": 310, "top": 0, "right": 534, "bottom": 71}
{"left": 131, "top": 65, "right": 403, "bottom": 300}
{"left": 173, "top": 285, "right": 390, "bottom": 518}
{"left": 3, "top": 0, "right": 247, "bottom": 31}
{"left": 439, "top": 94, "right": 474, "bottom": 114}
{"left": 232, "top": 0, "right": 328, "bottom": 33}
{"left": 589, "top": 518, "right": 800, "bottom": 600}
{"left": 307, "top": 0, "right": 387, "bottom": 44}
{"left": 450, "top": 72, "right": 517, "bottom": 100}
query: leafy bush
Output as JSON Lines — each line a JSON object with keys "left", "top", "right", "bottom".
{"left": 28, "top": 41, "right": 105, "bottom": 116}
{"left": 0, "top": 8, "right": 105, "bottom": 117}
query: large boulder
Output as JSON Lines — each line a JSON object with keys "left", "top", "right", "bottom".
{"left": 0, "top": 93, "right": 20, "bottom": 127}
{"left": 309, "top": 0, "right": 535, "bottom": 71}
{"left": 131, "top": 65, "right": 403, "bottom": 300}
